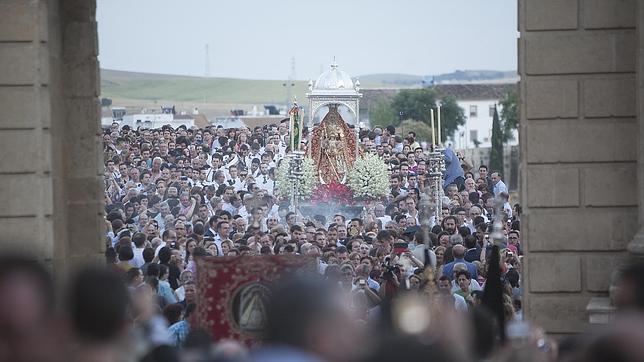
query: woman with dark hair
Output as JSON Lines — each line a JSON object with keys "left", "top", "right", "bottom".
{"left": 157, "top": 264, "right": 178, "bottom": 306}
{"left": 184, "top": 238, "right": 198, "bottom": 264}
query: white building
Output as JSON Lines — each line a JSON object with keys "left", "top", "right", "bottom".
{"left": 101, "top": 107, "right": 195, "bottom": 129}
{"left": 434, "top": 83, "right": 517, "bottom": 149}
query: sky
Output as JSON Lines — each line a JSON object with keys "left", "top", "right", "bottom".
{"left": 97, "top": 0, "right": 518, "bottom": 80}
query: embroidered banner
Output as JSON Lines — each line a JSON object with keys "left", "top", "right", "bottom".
{"left": 194, "top": 255, "right": 318, "bottom": 345}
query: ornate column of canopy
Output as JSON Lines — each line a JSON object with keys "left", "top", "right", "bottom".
{"left": 306, "top": 61, "right": 362, "bottom": 156}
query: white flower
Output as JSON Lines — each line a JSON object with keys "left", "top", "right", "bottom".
{"left": 276, "top": 156, "right": 317, "bottom": 199}
{"left": 348, "top": 153, "right": 389, "bottom": 199}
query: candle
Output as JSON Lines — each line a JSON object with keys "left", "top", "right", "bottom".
{"left": 430, "top": 109, "right": 436, "bottom": 145}
{"left": 437, "top": 105, "right": 442, "bottom": 145}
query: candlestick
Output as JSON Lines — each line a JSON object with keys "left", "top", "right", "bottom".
{"left": 430, "top": 109, "right": 436, "bottom": 145}
{"left": 437, "top": 105, "right": 442, "bottom": 145}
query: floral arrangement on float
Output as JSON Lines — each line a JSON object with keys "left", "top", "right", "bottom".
{"left": 275, "top": 157, "right": 317, "bottom": 199}
{"left": 310, "top": 182, "right": 354, "bottom": 205}
{"left": 348, "top": 152, "right": 390, "bottom": 200}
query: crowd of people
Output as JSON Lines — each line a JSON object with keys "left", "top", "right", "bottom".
{"left": 97, "top": 118, "right": 532, "bottom": 359}
{"left": 1, "top": 118, "right": 632, "bottom": 361}
{"left": 3, "top": 118, "right": 644, "bottom": 361}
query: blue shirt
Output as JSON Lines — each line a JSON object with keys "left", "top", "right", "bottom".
{"left": 493, "top": 180, "right": 508, "bottom": 196}
{"left": 443, "top": 148, "right": 464, "bottom": 186}
{"left": 168, "top": 320, "right": 190, "bottom": 348}
{"left": 442, "top": 258, "right": 478, "bottom": 281}
{"left": 158, "top": 280, "right": 177, "bottom": 305}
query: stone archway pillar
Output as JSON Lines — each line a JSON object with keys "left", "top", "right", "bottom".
{"left": 627, "top": 0, "right": 644, "bottom": 258}
{"left": 0, "top": 0, "right": 104, "bottom": 274}
{"left": 520, "top": 0, "right": 638, "bottom": 334}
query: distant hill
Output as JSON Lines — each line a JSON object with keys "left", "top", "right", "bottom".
{"left": 100, "top": 69, "right": 311, "bottom": 104}
{"left": 100, "top": 68, "right": 517, "bottom": 107}
{"left": 356, "top": 73, "right": 424, "bottom": 87}
{"left": 355, "top": 70, "right": 517, "bottom": 87}
{"left": 430, "top": 69, "right": 518, "bottom": 84}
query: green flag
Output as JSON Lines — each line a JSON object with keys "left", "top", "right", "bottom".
{"left": 289, "top": 103, "right": 301, "bottom": 151}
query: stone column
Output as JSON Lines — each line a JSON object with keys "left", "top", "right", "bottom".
{"left": 0, "top": 0, "right": 104, "bottom": 274}
{"left": 627, "top": 0, "right": 644, "bottom": 257}
{"left": 520, "top": 0, "right": 637, "bottom": 335}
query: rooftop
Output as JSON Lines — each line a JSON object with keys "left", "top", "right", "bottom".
{"left": 434, "top": 83, "right": 517, "bottom": 100}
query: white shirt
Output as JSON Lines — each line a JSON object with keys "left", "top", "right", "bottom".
{"left": 225, "top": 177, "right": 246, "bottom": 192}
{"left": 493, "top": 180, "right": 508, "bottom": 196}
{"left": 131, "top": 247, "right": 146, "bottom": 268}
{"left": 154, "top": 241, "right": 167, "bottom": 257}
{"left": 256, "top": 174, "right": 275, "bottom": 196}
{"left": 453, "top": 293, "right": 469, "bottom": 311}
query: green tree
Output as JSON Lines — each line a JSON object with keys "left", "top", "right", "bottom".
{"left": 398, "top": 120, "right": 435, "bottom": 143}
{"left": 391, "top": 88, "right": 436, "bottom": 124}
{"left": 437, "top": 96, "right": 466, "bottom": 142}
{"left": 499, "top": 90, "right": 518, "bottom": 142}
{"left": 490, "top": 105, "right": 504, "bottom": 173}
{"left": 390, "top": 89, "right": 465, "bottom": 140}
{"left": 369, "top": 99, "right": 397, "bottom": 127}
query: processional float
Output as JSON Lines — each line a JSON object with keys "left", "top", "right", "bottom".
{"left": 282, "top": 61, "right": 363, "bottom": 216}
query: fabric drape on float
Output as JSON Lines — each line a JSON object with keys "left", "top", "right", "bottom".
{"left": 289, "top": 103, "right": 302, "bottom": 151}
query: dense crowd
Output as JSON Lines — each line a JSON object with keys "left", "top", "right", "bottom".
{"left": 3, "top": 119, "right": 644, "bottom": 361}
{"left": 98, "top": 119, "right": 531, "bottom": 358}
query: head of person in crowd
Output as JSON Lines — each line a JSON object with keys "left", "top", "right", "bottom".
{"left": 442, "top": 215, "right": 458, "bottom": 235}
{"left": 263, "top": 276, "right": 361, "bottom": 361}
{"left": 66, "top": 267, "right": 129, "bottom": 345}
{"left": 0, "top": 257, "right": 58, "bottom": 361}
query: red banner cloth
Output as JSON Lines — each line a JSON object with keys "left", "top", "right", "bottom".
{"left": 194, "top": 255, "right": 318, "bottom": 345}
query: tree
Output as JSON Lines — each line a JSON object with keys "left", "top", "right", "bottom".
{"left": 369, "top": 99, "right": 397, "bottom": 127}
{"left": 101, "top": 97, "right": 112, "bottom": 107}
{"left": 437, "top": 96, "right": 466, "bottom": 143}
{"left": 398, "top": 120, "right": 435, "bottom": 143}
{"left": 489, "top": 106, "right": 504, "bottom": 174}
{"left": 390, "top": 89, "right": 465, "bottom": 140}
{"left": 391, "top": 88, "right": 436, "bottom": 124}
{"left": 499, "top": 90, "right": 518, "bottom": 142}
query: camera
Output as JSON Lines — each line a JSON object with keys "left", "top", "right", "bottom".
{"left": 382, "top": 258, "right": 400, "bottom": 280}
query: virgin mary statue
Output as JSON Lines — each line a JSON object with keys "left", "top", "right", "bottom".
{"left": 310, "top": 104, "right": 357, "bottom": 184}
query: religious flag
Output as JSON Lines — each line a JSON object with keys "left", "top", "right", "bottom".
{"left": 289, "top": 102, "right": 302, "bottom": 151}
{"left": 194, "top": 255, "right": 317, "bottom": 345}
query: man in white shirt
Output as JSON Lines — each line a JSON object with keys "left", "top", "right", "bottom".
{"left": 256, "top": 163, "right": 275, "bottom": 196}
{"left": 438, "top": 275, "right": 468, "bottom": 312}
{"left": 225, "top": 165, "right": 246, "bottom": 192}
{"left": 130, "top": 232, "right": 148, "bottom": 268}
{"left": 492, "top": 172, "right": 508, "bottom": 197}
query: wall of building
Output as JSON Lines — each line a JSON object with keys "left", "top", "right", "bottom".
{"left": 449, "top": 100, "right": 519, "bottom": 149}
{"left": 520, "top": 0, "right": 638, "bottom": 334}
{"left": 461, "top": 146, "right": 520, "bottom": 191}
{"left": 0, "top": 0, "right": 104, "bottom": 273}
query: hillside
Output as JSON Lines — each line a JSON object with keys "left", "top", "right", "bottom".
{"left": 101, "top": 69, "right": 517, "bottom": 104}
{"left": 100, "top": 68, "right": 517, "bottom": 119}
{"left": 431, "top": 69, "right": 517, "bottom": 83}
{"left": 356, "top": 73, "right": 424, "bottom": 86}
{"left": 100, "top": 69, "right": 312, "bottom": 104}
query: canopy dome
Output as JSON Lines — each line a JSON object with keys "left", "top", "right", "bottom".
{"left": 314, "top": 62, "right": 354, "bottom": 90}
